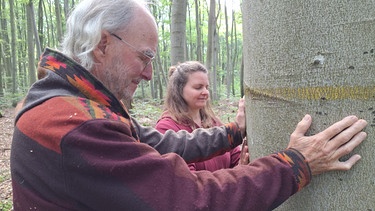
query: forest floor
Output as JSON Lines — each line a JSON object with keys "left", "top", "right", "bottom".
{"left": 0, "top": 108, "right": 13, "bottom": 210}
{"left": 0, "top": 98, "right": 239, "bottom": 210}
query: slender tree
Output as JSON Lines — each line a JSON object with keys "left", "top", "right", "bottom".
{"left": 37, "top": 0, "right": 44, "bottom": 47}
{"left": 153, "top": 0, "right": 169, "bottom": 89}
{"left": 170, "top": 0, "right": 187, "bottom": 65}
{"left": 26, "top": 0, "right": 36, "bottom": 84}
{"left": 54, "top": 0, "right": 63, "bottom": 43}
{"left": 243, "top": 1, "right": 375, "bottom": 210}
{"left": 186, "top": 3, "right": 192, "bottom": 61}
{"left": 206, "top": 0, "right": 218, "bottom": 100}
{"left": 194, "top": 0, "right": 202, "bottom": 62}
{"left": 224, "top": 1, "right": 231, "bottom": 98}
{"left": 0, "top": 0, "right": 5, "bottom": 96}
{"left": 9, "top": 0, "right": 17, "bottom": 94}
{"left": 63, "top": 0, "right": 69, "bottom": 21}
{"left": 230, "top": 9, "right": 238, "bottom": 96}
{"left": 1, "top": 0, "right": 11, "bottom": 80}
{"left": 46, "top": 1, "right": 55, "bottom": 47}
{"left": 28, "top": 0, "right": 41, "bottom": 57}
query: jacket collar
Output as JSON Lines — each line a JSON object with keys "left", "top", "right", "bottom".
{"left": 39, "top": 48, "right": 131, "bottom": 119}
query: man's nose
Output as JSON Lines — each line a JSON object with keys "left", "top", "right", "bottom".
{"left": 142, "top": 64, "right": 153, "bottom": 80}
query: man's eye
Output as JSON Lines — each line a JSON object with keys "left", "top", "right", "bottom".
{"left": 138, "top": 56, "right": 148, "bottom": 64}
{"left": 141, "top": 57, "right": 148, "bottom": 63}
{"left": 144, "top": 51, "right": 155, "bottom": 59}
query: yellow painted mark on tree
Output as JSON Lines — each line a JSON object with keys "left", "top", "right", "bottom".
{"left": 246, "top": 86, "right": 375, "bottom": 101}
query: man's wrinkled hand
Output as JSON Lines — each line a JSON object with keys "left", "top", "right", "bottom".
{"left": 288, "top": 115, "right": 367, "bottom": 175}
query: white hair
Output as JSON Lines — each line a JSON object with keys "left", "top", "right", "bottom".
{"left": 60, "top": 0, "right": 150, "bottom": 70}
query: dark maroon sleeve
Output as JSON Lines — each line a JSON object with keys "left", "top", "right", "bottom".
{"left": 60, "top": 119, "right": 311, "bottom": 210}
{"left": 229, "top": 146, "right": 242, "bottom": 167}
{"left": 155, "top": 117, "right": 191, "bottom": 133}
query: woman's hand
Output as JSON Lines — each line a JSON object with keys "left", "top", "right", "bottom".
{"left": 239, "top": 138, "right": 250, "bottom": 165}
{"left": 235, "top": 97, "right": 246, "bottom": 138}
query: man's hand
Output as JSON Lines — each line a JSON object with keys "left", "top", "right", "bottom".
{"left": 288, "top": 115, "right": 367, "bottom": 175}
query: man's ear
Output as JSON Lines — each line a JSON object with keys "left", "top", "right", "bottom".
{"left": 93, "top": 31, "right": 111, "bottom": 61}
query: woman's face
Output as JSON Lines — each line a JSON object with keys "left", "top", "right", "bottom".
{"left": 182, "top": 71, "right": 210, "bottom": 112}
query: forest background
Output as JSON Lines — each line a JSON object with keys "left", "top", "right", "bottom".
{"left": 0, "top": 0, "right": 244, "bottom": 107}
{"left": 0, "top": 0, "right": 243, "bottom": 209}
{"left": 2, "top": 0, "right": 374, "bottom": 210}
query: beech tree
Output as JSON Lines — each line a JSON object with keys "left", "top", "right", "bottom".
{"left": 243, "top": 1, "right": 374, "bottom": 210}
{"left": 170, "top": 0, "right": 187, "bottom": 65}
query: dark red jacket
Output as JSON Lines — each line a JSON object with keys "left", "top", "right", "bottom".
{"left": 11, "top": 48, "right": 311, "bottom": 211}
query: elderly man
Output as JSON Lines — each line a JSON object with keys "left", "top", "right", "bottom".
{"left": 11, "top": 0, "right": 367, "bottom": 210}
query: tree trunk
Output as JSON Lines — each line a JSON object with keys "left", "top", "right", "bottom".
{"left": 63, "top": 0, "right": 69, "bottom": 22}
{"left": 231, "top": 10, "right": 238, "bottom": 96}
{"left": 28, "top": 0, "right": 41, "bottom": 57}
{"left": 37, "top": 0, "right": 44, "bottom": 47}
{"left": 9, "top": 0, "right": 17, "bottom": 94}
{"left": 26, "top": 0, "right": 36, "bottom": 84}
{"left": 206, "top": 0, "right": 218, "bottom": 101}
{"left": 224, "top": 2, "right": 231, "bottom": 99}
{"left": 47, "top": 1, "right": 55, "bottom": 47}
{"left": 243, "top": 1, "right": 375, "bottom": 210}
{"left": 170, "top": 0, "right": 187, "bottom": 65}
{"left": 194, "top": 0, "right": 202, "bottom": 62}
{"left": 54, "top": 0, "right": 63, "bottom": 43}
{"left": 0, "top": 0, "right": 5, "bottom": 96}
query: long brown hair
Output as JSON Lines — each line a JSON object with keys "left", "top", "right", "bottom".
{"left": 163, "top": 61, "right": 219, "bottom": 129}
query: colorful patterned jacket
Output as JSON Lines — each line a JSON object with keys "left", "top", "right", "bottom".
{"left": 11, "top": 48, "right": 311, "bottom": 211}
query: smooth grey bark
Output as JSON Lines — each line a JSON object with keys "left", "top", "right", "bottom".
{"left": 28, "top": 0, "right": 41, "bottom": 57}
{"left": 37, "top": 0, "right": 44, "bottom": 47}
{"left": 231, "top": 10, "right": 238, "bottom": 96}
{"left": 206, "top": 0, "right": 218, "bottom": 100}
{"left": 9, "top": 0, "right": 17, "bottom": 94}
{"left": 54, "top": 0, "right": 63, "bottom": 43}
{"left": 63, "top": 0, "right": 69, "bottom": 22}
{"left": 0, "top": 0, "right": 6, "bottom": 96}
{"left": 170, "top": 0, "right": 187, "bottom": 65}
{"left": 243, "top": 0, "right": 374, "bottom": 210}
{"left": 26, "top": 0, "right": 36, "bottom": 84}
{"left": 194, "top": 0, "right": 202, "bottom": 62}
{"left": 224, "top": 3, "right": 232, "bottom": 98}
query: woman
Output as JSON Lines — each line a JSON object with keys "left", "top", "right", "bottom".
{"left": 155, "top": 61, "right": 249, "bottom": 172}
